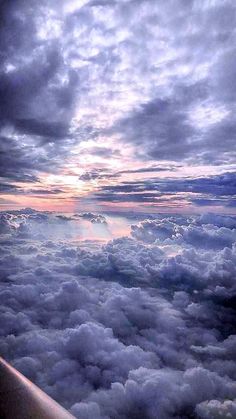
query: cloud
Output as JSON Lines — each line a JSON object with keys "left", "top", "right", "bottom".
{"left": 118, "top": 165, "right": 179, "bottom": 175}
{"left": 78, "top": 212, "right": 108, "bottom": 224}
{"left": 1, "top": 0, "right": 236, "bottom": 416}
{"left": 196, "top": 399, "right": 236, "bottom": 419}
{"left": 90, "top": 171, "right": 236, "bottom": 209}
{"left": 0, "top": 0, "right": 77, "bottom": 132}
{"left": 79, "top": 166, "right": 176, "bottom": 183}
{"left": 79, "top": 170, "right": 119, "bottom": 182}
{"left": 79, "top": 171, "right": 106, "bottom": 181}
{"left": 131, "top": 218, "right": 236, "bottom": 250}
{"left": 107, "top": 1, "right": 236, "bottom": 165}
{"left": 1, "top": 0, "right": 236, "bottom": 194}
{"left": 112, "top": 96, "right": 196, "bottom": 161}
{"left": 0, "top": 0, "right": 79, "bottom": 184}
{"left": 96, "top": 172, "right": 236, "bottom": 196}
{"left": 198, "top": 213, "right": 236, "bottom": 229}
{"left": 0, "top": 209, "right": 235, "bottom": 417}
{"left": 72, "top": 367, "right": 236, "bottom": 419}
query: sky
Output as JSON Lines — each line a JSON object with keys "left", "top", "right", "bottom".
{"left": 0, "top": 0, "right": 235, "bottom": 214}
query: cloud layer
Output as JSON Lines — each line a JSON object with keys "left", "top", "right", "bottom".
{"left": 0, "top": 209, "right": 236, "bottom": 418}
{"left": 0, "top": 0, "right": 235, "bottom": 213}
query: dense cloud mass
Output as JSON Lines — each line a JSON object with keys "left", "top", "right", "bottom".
{"left": 0, "top": 0, "right": 236, "bottom": 206}
{"left": 0, "top": 209, "right": 236, "bottom": 418}
{"left": 0, "top": 2, "right": 236, "bottom": 414}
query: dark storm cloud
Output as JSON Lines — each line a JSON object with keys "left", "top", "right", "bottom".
{"left": 0, "top": 210, "right": 236, "bottom": 418}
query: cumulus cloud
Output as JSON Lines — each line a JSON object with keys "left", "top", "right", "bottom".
{"left": 196, "top": 399, "right": 236, "bottom": 419}
{"left": 0, "top": 209, "right": 236, "bottom": 417}
{"left": 131, "top": 217, "right": 236, "bottom": 250}
{"left": 78, "top": 212, "right": 107, "bottom": 224}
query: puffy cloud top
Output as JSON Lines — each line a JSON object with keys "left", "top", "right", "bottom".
{"left": 0, "top": 209, "right": 236, "bottom": 417}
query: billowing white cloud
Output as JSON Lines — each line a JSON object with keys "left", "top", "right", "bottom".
{"left": 196, "top": 399, "right": 236, "bottom": 419}
{"left": 0, "top": 209, "right": 235, "bottom": 417}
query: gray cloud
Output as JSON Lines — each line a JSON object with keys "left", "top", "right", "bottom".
{"left": 105, "top": 1, "right": 236, "bottom": 164}
{"left": 90, "top": 172, "right": 236, "bottom": 208}
{"left": 1, "top": 0, "right": 236, "bottom": 190}
{"left": 1, "top": 1, "right": 236, "bottom": 415}
{"left": 0, "top": 210, "right": 236, "bottom": 418}
{"left": 112, "top": 96, "right": 196, "bottom": 161}
{"left": 79, "top": 166, "right": 176, "bottom": 182}
{"left": 0, "top": 0, "right": 78, "bottom": 184}
{"left": 112, "top": 87, "right": 236, "bottom": 164}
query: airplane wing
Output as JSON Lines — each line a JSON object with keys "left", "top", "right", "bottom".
{"left": 0, "top": 357, "right": 76, "bottom": 418}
